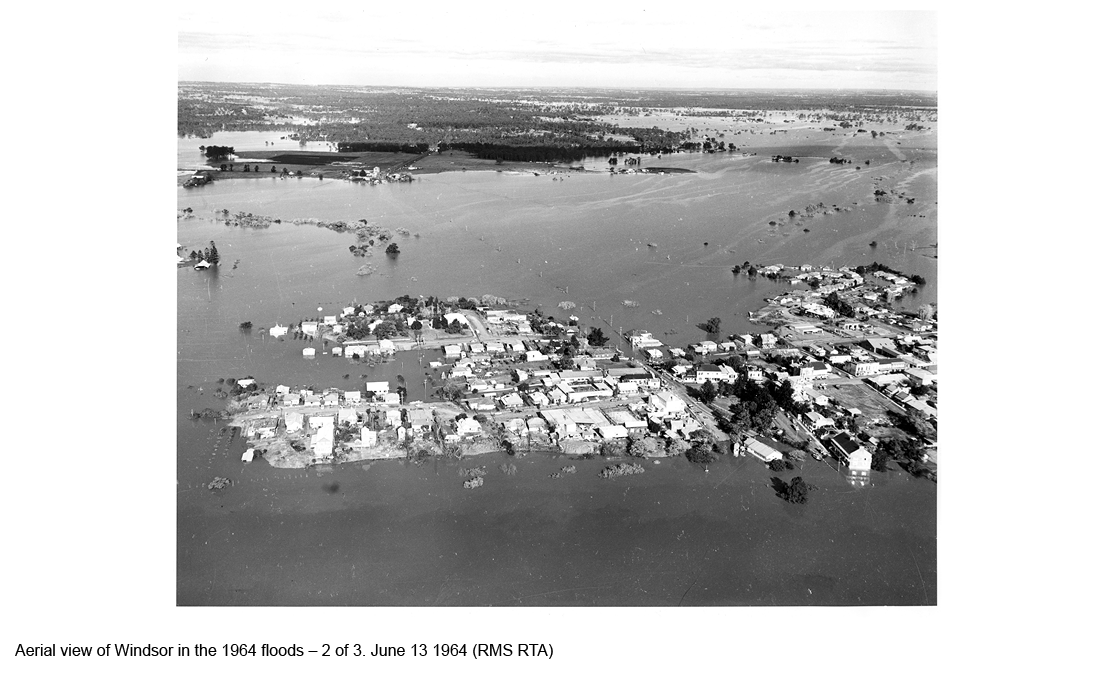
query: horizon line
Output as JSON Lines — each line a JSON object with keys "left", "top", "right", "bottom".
{"left": 179, "top": 80, "right": 938, "bottom": 96}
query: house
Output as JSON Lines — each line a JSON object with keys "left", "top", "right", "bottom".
{"left": 323, "top": 315, "right": 337, "bottom": 325}
{"left": 644, "top": 348, "right": 664, "bottom": 361}
{"left": 193, "top": 259, "right": 211, "bottom": 270}
{"left": 648, "top": 391, "right": 686, "bottom": 416}
{"left": 796, "top": 361, "right": 832, "bottom": 380}
{"left": 694, "top": 363, "right": 723, "bottom": 384}
{"left": 383, "top": 393, "right": 401, "bottom": 405}
{"left": 344, "top": 345, "right": 368, "bottom": 358}
{"left": 282, "top": 393, "right": 302, "bottom": 407}
{"left": 301, "top": 321, "right": 319, "bottom": 336}
{"left": 529, "top": 391, "right": 550, "bottom": 407}
{"left": 500, "top": 392, "right": 525, "bottom": 409}
{"left": 322, "top": 393, "right": 340, "bottom": 406}
{"left": 790, "top": 323, "right": 823, "bottom": 336}
{"left": 665, "top": 416, "right": 700, "bottom": 438}
{"left": 284, "top": 411, "right": 304, "bottom": 433}
{"left": 804, "top": 411, "right": 835, "bottom": 431}
{"left": 740, "top": 437, "right": 783, "bottom": 462}
{"left": 275, "top": 384, "right": 290, "bottom": 396}
{"left": 331, "top": 347, "right": 343, "bottom": 357}
{"left": 343, "top": 391, "right": 362, "bottom": 405}
{"left": 844, "top": 360, "right": 880, "bottom": 377}
{"left": 876, "top": 357, "right": 908, "bottom": 372}
{"left": 596, "top": 424, "right": 628, "bottom": 440}
{"left": 801, "top": 303, "right": 836, "bottom": 319}
{"left": 367, "top": 381, "right": 391, "bottom": 398}
{"left": 360, "top": 427, "right": 377, "bottom": 447}
{"left": 848, "top": 447, "right": 873, "bottom": 472}
{"left": 407, "top": 407, "right": 434, "bottom": 430}
{"left": 524, "top": 350, "right": 548, "bottom": 362}
{"left": 629, "top": 331, "right": 663, "bottom": 349}
{"left": 485, "top": 341, "right": 504, "bottom": 353}
{"left": 906, "top": 368, "right": 937, "bottom": 387}
{"left": 387, "top": 303, "right": 404, "bottom": 314}
{"left": 378, "top": 339, "right": 396, "bottom": 354}
{"left": 829, "top": 431, "right": 860, "bottom": 463}
{"left": 526, "top": 417, "right": 549, "bottom": 434}
{"left": 692, "top": 341, "right": 718, "bottom": 355}
{"left": 337, "top": 408, "right": 358, "bottom": 425}
{"left": 503, "top": 418, "right": 528, "bottom": 436}
{"left": 302, "top": 348, "right": 315, "bottom": 359}
{"left": 269, "top": 324, "right": 289, "bottom": 338}
{"left": 759, "top": 333, "right": 778, "bottom": 348}
{"left": 457, "top": 418, "right": 482, "bottom": 435}
{"left": 443, "top": 344, "right": 462, "bottom": 359}
{"left": 311, "top": 425, "right": 334, "bottom": 458}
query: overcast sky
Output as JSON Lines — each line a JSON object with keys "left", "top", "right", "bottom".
{"left": 179, "top": 6, "right": 936, "bottom": 91}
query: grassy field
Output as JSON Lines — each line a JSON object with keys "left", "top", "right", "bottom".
{"left": 823, "top": 382, "right": 896, "bottom": 422}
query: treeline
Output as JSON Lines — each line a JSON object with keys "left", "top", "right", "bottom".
{"left": 448, "top": 141, "right": 633, "bottom": 163}
{"left": 337, "top": 142, "right": 430, "bottom": 153}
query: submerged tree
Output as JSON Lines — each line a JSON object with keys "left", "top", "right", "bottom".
{"left": 696, "top": 316, "right": 721, "bottom": 334}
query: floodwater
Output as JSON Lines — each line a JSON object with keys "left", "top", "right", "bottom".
{"left": 177, "top": 132, "right": 936, "bottom": 605}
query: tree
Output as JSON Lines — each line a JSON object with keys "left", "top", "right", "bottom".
{"left": 771, "top": 476, "right": 812, "bottom": 504}
{"left": 696, "top": 316, "right": 721, "bottom": 334}
{"left": 385, "top": 243, "right": 400, "bottom": 256}
{"left": 870, "top": 450, "right": 889, "bottom": 472}
{"left": 685, "top": 445, "right": 715, "bottom": 464}
{"left": 697, "top": 380, "right": 718, "bottom": 405}
{"left": 238, "top": 321, "right": 252, "bottom": 330}
{"left": 203, "top": 240, "right": 220, "bottom": 265}
{"left": 586, "top": 326, "right": 609, "bottom": 347}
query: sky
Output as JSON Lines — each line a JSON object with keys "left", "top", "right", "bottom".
{"left": 179, "top": 5, "right": 936, "bottom": 91}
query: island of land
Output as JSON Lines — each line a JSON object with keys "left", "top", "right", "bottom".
{"left": 219, "top": 260, "right": 936, "bottom": 485}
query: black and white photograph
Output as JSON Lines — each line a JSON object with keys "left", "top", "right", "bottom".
{"left": 174, "top": 6, "right": 938, "bottom": 607}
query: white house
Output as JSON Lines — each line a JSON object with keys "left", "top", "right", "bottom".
{"left": 311, "top": 425, "right": 334, "bottom": 459}
{"left": 367, "top": 381, "right": 391, "bottom": 397}
{"left": 301, "top": 321, "right": 319, "bottom": 335}
{"left": 630, "top": 331, "right": 663, "bottom": 349}
{"left": 649, "top": 391, "right": 686, "bottom": 416}
{"left": 443, "top": 312, "right": 469, "bottom": 326}
{"left": 805, "top": 411, "right": 836, "bottom": 431}
{"left": 284, "top": 411, "right": 304, "bottom": 433}
{"left": 269, "top": 324, "right": 289, "bottom": 338}
{"left": 275, "top": 384, "right": 290, "bottom": 396}
{"left": 387, "top": 303, "right": 404, "bottom": 314}
{"left": 740, "top": 437, "right": 783, "bottom": 462}
{"left": 597, "top": 424, "right": 628, "bottom": 440}
{"left": 302, "top": 348, "right": 315, "bottom": 359}
{"left": 378, "top": 339, "right": 396, "bottom": 354}
{"left": 457, "top": 418, "right": 482, "bottom": 435}
{"left": 344, "top": 345, "right": 367, "bottom": 358}
{"left": 360, "top": 427, "right": 377, "bottom": 447}
{"left": 323, "top": 315, "right": 337, "bottom": 325}
{"left": 848, "top": 447, "right": 873, "bottom": 472}
{"left": 500, "top": 392, "right": 525, "bottom": 409}
{"left": 343, "top": 391, "right": 362, "bottom": 405}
